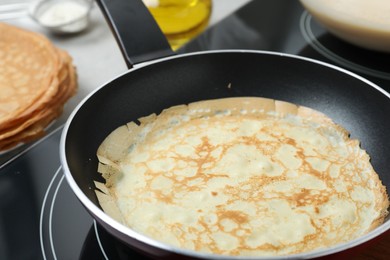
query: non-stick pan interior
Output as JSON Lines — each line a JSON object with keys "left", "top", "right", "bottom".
{"left": 64, "top": 51, "right": 390, "bottom": 211}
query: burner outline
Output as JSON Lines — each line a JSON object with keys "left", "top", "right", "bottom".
{"left": 94, "top": 220, "right": 109, "bottom": 260}
{"left": 41, "top": 165, "right": 109, "bottom": 260}
{"left": 300, "top": 11, "right": 390, "bottom": 80}
{"left": 40, "top": 165, "right": 62, "bottom": 260}
{"left": 48, "top": 171, "right": 65, "bottom": 260}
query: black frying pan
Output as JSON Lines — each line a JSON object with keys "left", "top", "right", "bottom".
{"left": 60, "top": 0, "right": 390, "bottom": 259}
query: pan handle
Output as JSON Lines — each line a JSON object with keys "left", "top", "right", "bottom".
{"left": 95, "top": 0, "right": 175, "bottom": 68}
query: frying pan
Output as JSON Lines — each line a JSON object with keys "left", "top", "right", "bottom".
{"left": 60, "top": 0, "right": 390, "bottom": 259}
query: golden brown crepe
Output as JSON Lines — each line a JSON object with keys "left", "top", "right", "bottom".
{"left": 0, "top": 22, "right": 77, "bottom": 151}
{"left": 95, "top": 97, "right": 388, "bottom": 256}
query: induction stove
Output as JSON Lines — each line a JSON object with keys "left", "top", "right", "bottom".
{"left": 1, "top": 1, "right": 390, "bottom": 259}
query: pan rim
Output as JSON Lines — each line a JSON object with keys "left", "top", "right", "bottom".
{"left": 60, "top": 49, "right": 390, "bottom": 259}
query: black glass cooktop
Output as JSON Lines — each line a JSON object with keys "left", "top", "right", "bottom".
{"left": 1, "top": 0, "right": 390, "bottom": 259}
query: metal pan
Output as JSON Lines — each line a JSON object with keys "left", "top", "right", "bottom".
{"left": 60, "top": 0, "right": 390, "bottom": 259}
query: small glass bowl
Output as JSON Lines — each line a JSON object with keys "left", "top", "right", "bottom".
{"left": 29, "top": 0, "right": 93, "bottom": 34}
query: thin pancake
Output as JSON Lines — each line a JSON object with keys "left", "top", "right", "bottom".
{"left": 0, "top": 22, "right": 59, "bottom": 129}
{"left": 96, "top": 97, "right": 389, "bottom": 256}
{"left": 0, "top": 23, "right": 77, "bottom": 151}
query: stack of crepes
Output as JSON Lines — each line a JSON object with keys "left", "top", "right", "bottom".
{"left": 0, "top": 22, "right": 77, "bottom": 151}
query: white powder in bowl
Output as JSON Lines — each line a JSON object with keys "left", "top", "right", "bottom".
{"left": 37, "top": 1, "right": 89, "bottom": 32}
